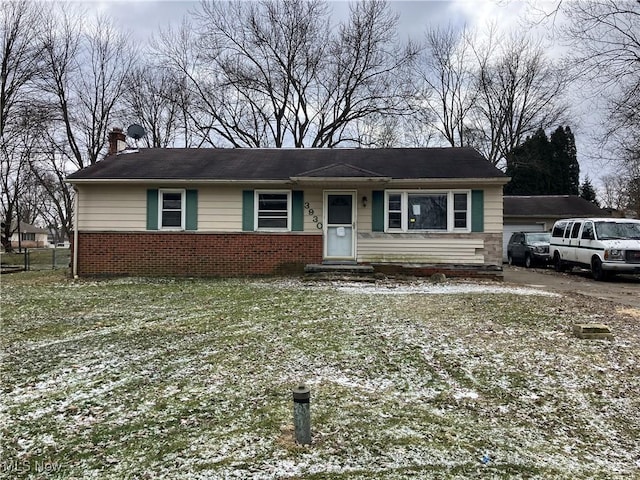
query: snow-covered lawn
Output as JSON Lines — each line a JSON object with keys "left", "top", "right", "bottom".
{"left": 2, "top": 271, "right": 639, "bottom": 479}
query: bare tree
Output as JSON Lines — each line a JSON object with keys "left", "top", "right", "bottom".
{"left": 309, "top": 0, "right": 417, "bottom": 147}
{"left": 561, "top": 1, "right": 640, "bottom": 196}
{"left": 28, "top": 150, "right": 74, "bottom": 242}
{"left": 123, "top": 66, "right": 188, "bottom": 148}
{"left": 40, "top": 8, "right": 135, "bottom": 168}
{"left": 18, "top": 6, "right": 135, "bottom": 244}
{"left": 470, "top": 31, "right": 569, "bottom": 166}
{"left": 1, "top": 0, "right": 45, "bottom": 251}
{"left": 418, "top": 25, "right": 477, "bottom": 147}
{"left": 601, "top": 175, "right": 625, "bottom": 210}
{"left": 155, "top": 0, "right": 416, "bottom": 148}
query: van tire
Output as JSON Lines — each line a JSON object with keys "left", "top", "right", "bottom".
{"left": 591, "top": 257, "right": 608, "bottom": 281}
{"left": 554, "top": 253, "right": 566, "bottom": 272}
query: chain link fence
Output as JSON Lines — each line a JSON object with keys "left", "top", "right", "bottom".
{"left": 1, "top": 248, "right": 71, "bottom": 273}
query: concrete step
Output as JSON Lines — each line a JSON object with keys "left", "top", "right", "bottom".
{"left": 304, "top": 264, "right": 374, "bottom": 274}
{"left": 304, "top": 263, "right": 376, "bottom": 282}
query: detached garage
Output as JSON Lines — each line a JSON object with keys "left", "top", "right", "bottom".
{"left": 502, "top": 195, "right": 607, "bottom": 262}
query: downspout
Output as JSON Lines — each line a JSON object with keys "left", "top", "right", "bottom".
{"left": 73, "top": 186, "right": 79, "bottom": 278}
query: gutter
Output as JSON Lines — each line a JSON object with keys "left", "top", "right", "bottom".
{"left": 65, "top": 179, "right": 295, "bottom": 185}
{"left": 66, "top": 177, "right": 511, "bottom": 186}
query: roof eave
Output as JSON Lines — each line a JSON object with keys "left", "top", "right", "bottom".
{"left": 389, "top": 177, "right": 510, "bottom": 186}
{"left": 67, "top": 176, "right": 509, "bottom": 187}
{"left": 66, "top": 178, "right": 293, "bottom": 185}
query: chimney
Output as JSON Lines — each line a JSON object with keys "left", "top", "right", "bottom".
{"left": 108, "top": 128, "right": 127, "bottom": 155}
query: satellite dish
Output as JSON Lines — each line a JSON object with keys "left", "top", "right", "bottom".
{"left": 126, "top": 124, "right": 146, "bottom": 141}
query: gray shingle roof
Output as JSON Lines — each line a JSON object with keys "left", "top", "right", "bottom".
{"left": 66, "top": 148, "right": 507, "bottom": 182}
{"left": 504, "top": 195, "right": 607, "bottom": 217}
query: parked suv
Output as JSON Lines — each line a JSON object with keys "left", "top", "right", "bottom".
{"left": 550, "top": 218, "right": 640, "bottom": 280}
{"left": 507, "top": 232, "right": 551, "bottom": 267}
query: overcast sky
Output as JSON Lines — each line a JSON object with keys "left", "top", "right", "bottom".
{"left": 82, "top": 0, "right": 605, "bottom": 184}
{"left": 93, "top": 0, "right": 533, "bottom": 42}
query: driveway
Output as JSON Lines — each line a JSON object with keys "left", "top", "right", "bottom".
{"left": 503, "top": 265, "right": 640, "bottom": 308}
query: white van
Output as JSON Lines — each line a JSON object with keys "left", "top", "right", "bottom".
{"left": 549, "top": 217, "right": 640, "bottom": 280}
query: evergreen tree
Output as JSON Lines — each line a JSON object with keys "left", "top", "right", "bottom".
{"left": 505, "top": 128, "right": 552, "bottom": 195}
{"left": 505, "top": 126, "right": 580, "bottom": 196}
{"left": 579, "top": 176, "right": 599, "bottom": 206}
{"left": 550, "top": 126, "right": 580, "bottom": 195}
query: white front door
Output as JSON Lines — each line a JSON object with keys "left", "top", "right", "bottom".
{"left": 324, "top": 191, "right": 356, "bottom": 260}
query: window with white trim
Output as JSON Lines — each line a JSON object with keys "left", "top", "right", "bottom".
{"left": 385, "top": 191, "right": 470, "bottom": 232}
{"left": 453, "top": 193, "right": 468, "bottom": 229}
{"left": 159, "top": 189, "right": 185, "bottom": 230}
{"left": 256, "top": 191, "right": 291, "bottom": 230}
{"left": 388, "top": 193, "right": 402, "bottom": 229}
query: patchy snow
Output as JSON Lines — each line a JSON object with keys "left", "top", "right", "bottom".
{"left": 1, "top": 274, "right": 638, "bottom": 479}
{"left": 332, "top": 281, "right": 560, "bottom": 296}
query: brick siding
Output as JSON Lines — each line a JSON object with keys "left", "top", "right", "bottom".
{"left": 75, "top": 232, "right": 323, "bottom": 277}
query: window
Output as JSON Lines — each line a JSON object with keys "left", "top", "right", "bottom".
{"left": 256, "top": 191, "right": 290, "bottom": 230}
{"left": 581, "top": 222, "right": 594, "bottom": 239}
{"left": 21, "top": 232, "right": 35, "bottom": 241}
{"left": 159, "top": 189, "right": 185, "bottom": 229}
{"left": 385, "top": 191, "right": 469, "bottom": 232}
{"left": 570, "top": 222, "right": 582, "bottom": 239}
{"left": 408, "top": 193, "right": 447, "bottom": 230}
{"left": 453, "top": 193, "right": 468, "bottom": 229}
{"left": 387, "top": 194, "right": 402, "bottom": 229}
{"left": 552, "top": 221, "right": 567, "bottom": 237}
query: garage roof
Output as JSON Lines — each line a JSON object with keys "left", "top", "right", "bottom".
{"left": 504, "top": 195, "right": 607, "bottom": 218}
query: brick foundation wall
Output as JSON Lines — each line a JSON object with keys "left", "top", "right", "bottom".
{"left": 372, "top": 263, "right": 503, "bottom": 280}
{"left": 75, "top": 232, "right": 323, "bottom": 277}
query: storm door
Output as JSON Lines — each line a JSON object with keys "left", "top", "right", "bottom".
{"left": 324, "top": 192, "right": 356, "bottom": 260}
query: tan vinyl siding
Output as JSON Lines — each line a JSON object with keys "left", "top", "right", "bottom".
{"left": 198, "top": 187, "right": 242, "bottom": 231}
{"left": 357, "top": 233, "right": 485, "bottom": 264}
{"left": 77, "top": 185, "right": 244, "bottom": 232}
{"left": 77, "top": 186, "right": 147, "bottom": 231}
{"left": 76, "top": 183, "right": 503, "bottom": 236}
{"left": 484, "top": 186, "right": 503, "bottom": 233}
{"left": 356, "top": 188, "right": 373, "bottom": 234}
{"left": 302, "top": 189, "right": 323, "bottom": 232}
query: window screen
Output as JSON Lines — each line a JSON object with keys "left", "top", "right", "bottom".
{"left": 453, "top": 193, "right": 468, "bottom": 228}
{"left": 257, "top": 193, "right": 288, "bottom": 229}
{"left": 387, "top": 193, "right": 402, "bottom": 229}
{"left": 161, "top": 191, "right": 183, "bottom": 228}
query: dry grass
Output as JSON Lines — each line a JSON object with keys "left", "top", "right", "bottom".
{"left": 1, "top": 271, "right": 639, "bottom": 479}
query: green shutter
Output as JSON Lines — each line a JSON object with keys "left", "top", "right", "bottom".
{"left": 292, "top": 190, "right": 304, "bottom": 231}
{"left": 471, "top": 189, "right": 484, "bottom": 232}
{"left": 372, "top": 190, "right": 384, "bottom": 232}
{"left": 242, "top": 190, "right": 255, "bottom": 231}
{"left": 186, "top": 190, "right": 198, "bottom": 230}
{"left": 147, "top": 189, "right": 158, "bottom": 230}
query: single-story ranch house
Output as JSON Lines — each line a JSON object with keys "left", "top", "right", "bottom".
{"left": 66, "top": 144, "right": 509, "bottom": 278}
{"left": 5, "top": 221, "right": 49, "bottom": 249}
